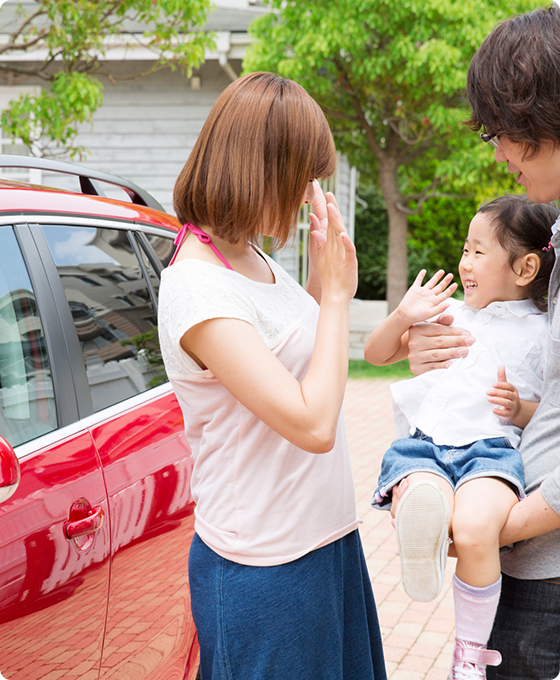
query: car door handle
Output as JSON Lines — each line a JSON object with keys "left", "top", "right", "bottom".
{"left": 64, "top": 505, "right": 104, "bottom": 539}
{"left": 0, "top": 435, "right": 21, "bottom": 503}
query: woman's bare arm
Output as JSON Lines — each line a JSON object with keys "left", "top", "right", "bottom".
{"left": 181, "top": 195, "right": 357, "bottom": 454}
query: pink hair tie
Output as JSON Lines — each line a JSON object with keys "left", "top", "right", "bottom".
{"left": 543, "top": 241, "right": 553, "bottom": 252}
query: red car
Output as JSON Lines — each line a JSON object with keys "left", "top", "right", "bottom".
{"left": 0, "top": 156, "right": 198, "bottom": 680}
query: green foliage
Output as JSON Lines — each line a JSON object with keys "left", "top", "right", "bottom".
{"left": 122, "top": 326, "right": 168, "bottom": 388}
{"left": 245, "top": 0, "right": 534, "bottom": 186}
{"left": 348, "top": 359, "right": 413, "bottom": 380}
{"left": 407, "top": 195, "right": 479, "bottom": 282}
{"left": 354, "top": 186, "right": 388, "bottom": 300}
{"left": 1, "top": 0, "right": 214, "bottom": 156}
{"left": 2, "top": 72, "right": 103, "bottom": 159}
{"left": 355, "top": 182, "right": 489, "bottom": 299}
{"left": 246, "top": 0, "right": 537, "bottom": 306}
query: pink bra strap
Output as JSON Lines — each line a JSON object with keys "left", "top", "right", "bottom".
{"left": 168, "top": 222, "right": 233, "bottom": 270}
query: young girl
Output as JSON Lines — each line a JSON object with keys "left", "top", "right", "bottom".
{"left": 364, "top": 195, "right": 558, "bottom": 680}
{"left": 157, "top": 72, "right": 386, "bottom": 680}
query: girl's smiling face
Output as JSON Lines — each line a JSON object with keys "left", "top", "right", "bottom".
{"left": 459, "top": 212, "right": 526, "bottom": 310}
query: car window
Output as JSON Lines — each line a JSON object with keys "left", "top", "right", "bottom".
{"left": 0, "top": 226, "right": 57, "bottom": 446}
{"left": 144, "top": 232, "right": 175, "bottom": 269}
{"left": 137, "top": 240, "right": 163, "bottom": 300}
{"left": 41, "top": 225, "right": 164, "bottom": 412}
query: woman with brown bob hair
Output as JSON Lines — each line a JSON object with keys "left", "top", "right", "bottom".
{"left": 158, "top": 72, "right": 387, "bottom": 680}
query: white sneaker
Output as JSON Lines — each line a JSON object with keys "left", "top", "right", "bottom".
{"left": 395, "top": 480, "right": 449, "bottom": 601}
{"left": 448, "top": 639, "right": 502, "bottom": 679}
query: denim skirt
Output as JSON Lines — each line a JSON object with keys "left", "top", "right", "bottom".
{"left": 189, "top": 530, "right": 387, "bottom": 680}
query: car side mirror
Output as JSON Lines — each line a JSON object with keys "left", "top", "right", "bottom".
{"left": 0, "top": 435, "right": 21, "bottom": 503}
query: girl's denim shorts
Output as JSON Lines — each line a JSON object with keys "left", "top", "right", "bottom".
{"left": 372, "top": 429, "right": 525, "bottom": 511}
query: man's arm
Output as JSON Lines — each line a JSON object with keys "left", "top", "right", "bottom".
{"left": 500, "top": 489, "right": 560, "bottom": 546}
{"left": 407, "top": 314, "right": 476, "bottom": 375}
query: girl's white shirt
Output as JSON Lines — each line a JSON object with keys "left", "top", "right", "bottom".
{"left": 391, "top": 298, "right": 548, "bottom": 448}
{"left": 158, "top": 252, "right": 359, "bottom": 566}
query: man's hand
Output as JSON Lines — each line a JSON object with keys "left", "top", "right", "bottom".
{"left": 407, "top": 314, "right": 475, "bottom": 375}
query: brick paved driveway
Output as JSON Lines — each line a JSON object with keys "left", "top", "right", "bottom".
{"left": 344, "top": 378, "right": 456, "bottom": 680}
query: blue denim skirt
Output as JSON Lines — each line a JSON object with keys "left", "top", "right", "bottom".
{"left": 189, "top": 530, "right": 387, "bottom": 680}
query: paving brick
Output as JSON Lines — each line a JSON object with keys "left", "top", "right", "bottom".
{"left": 425, "top": 668, "right": 451, "bottom": 680}
{"left": 344, "top": 378, "right": 458, "bottom": 679}
{"left": 390, "top": 670, "right": 426, "bottom": 680}
{"left": 383, "top": 646, "right": 408, "bottom": 663}
{"left": 398, "top": 654, "right": 434, "bottom": 673}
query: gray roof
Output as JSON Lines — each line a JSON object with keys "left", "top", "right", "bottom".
{"left": 205, "top": 6, "right": 268, "bottom": 32}
{"left": 0, "top": 2, "right": 268, "bottom": 35}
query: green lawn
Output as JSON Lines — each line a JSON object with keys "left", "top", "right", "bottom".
{"left": 348, "top": 359, "right": 413, "bottom": 380}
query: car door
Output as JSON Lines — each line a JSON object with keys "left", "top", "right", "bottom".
{"left": 0, "top": 223, "right": 111, "bottom": 680}
{"left": 36, "top": 221, "right": 199, "bottom": 680}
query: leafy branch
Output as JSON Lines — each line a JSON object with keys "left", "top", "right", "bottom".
{"left": 0, "top": 0, "right": 215, "bottom": 157}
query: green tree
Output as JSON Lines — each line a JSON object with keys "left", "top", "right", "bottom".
{"left": 354, "top": 182, "right": 478, "bottom": 300}
{"left": 407, "top": 195, "right": 478, "bottom": 283}
{"left": 0, "top": 0, "right": 214, "bottom": 157}
{"left": 353, "top": 184, "right": 388, "bottom": 300}
{"left": 245, "top": 0, "right": 533, "bottom": 311}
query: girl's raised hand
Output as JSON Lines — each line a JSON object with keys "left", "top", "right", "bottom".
{"left": 396, "top": 269, "right": 457, "bottom": 326}
{"left": 312, "top": 192, "right": 357, "bottom": 301}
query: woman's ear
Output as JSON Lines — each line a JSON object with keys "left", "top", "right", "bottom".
{"left": 514, "top": 252, "right": 541, "bottom": 287}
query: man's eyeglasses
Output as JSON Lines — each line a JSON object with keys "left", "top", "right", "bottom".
{"left": 480, "top": 132, "right": 500, "bottom": 149}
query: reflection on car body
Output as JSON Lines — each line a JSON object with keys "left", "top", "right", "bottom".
{"left": 0, "top": 156, "right": 198, "bottom": 680}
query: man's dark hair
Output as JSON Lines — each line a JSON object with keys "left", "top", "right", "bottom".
{"left": 467, "top": 4, "right": 560, "bottom": 156}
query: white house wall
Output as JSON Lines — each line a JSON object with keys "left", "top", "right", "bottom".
{"left": 1, "top": 60, "right": 356, "bottom": 283}
{"left": 39, "top": 60, "right": 234, "bottom": 212}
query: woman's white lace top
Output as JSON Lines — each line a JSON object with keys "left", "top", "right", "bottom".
{"left": 158, "top": 252, "right": 359, "bottom": 566}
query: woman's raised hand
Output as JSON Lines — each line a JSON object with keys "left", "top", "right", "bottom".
{"left": 309, "top": 180, "right": 328, "bottom": 239}
{"left": 311, "top": 192, "right": 357, "bottom": 301}
{"left": 396, "top": 270, "right": 457, "bottom": 327}
{"left": 306, "top": 181, "right": 327, "bottom": 302}
{"left": 308, "top": 180, "right": 327, "bottom": 263}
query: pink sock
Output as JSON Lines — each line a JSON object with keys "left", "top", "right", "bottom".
{"left": 453, "top": 574, "right": 501, "bottom": 646}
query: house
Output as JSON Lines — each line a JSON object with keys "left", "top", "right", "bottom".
{"left": 0, "top": 0, "right": 356, "bottom": 284}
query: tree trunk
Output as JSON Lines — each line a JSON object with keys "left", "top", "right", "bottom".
{"left": 378, "top": 158, "right": 408, "bottom": 313}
